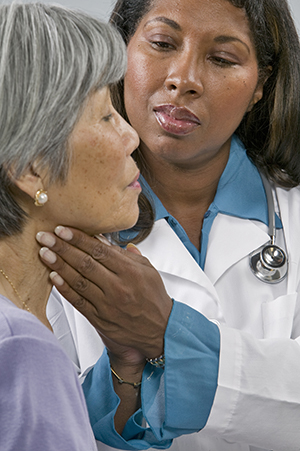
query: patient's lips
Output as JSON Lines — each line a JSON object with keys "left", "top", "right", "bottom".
{"left": 127, "top": 172, "right": 141, "bottom": 190}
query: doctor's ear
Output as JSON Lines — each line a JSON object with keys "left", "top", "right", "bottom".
{"left": 247, "top": 83, "right": 265, "bottom": 112}
{"left": 247, "top": 65, "right": 272, "bottom": 112}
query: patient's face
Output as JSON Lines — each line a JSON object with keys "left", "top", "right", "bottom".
{"left": 45, "top": 87, "right": 141, "bottom": 235}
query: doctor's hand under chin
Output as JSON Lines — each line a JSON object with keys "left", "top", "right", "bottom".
{"left": 36, "top": 226, "right": 173, "bottom": 363}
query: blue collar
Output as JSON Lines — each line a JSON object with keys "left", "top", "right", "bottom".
{"left": 120, "top": 135, "right": 282, "bottom": 268}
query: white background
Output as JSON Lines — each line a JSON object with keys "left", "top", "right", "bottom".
{"left": 290, "top": 0, "right": 300, "bottom": 32}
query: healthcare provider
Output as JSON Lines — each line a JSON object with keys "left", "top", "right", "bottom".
{"left": 38, "top": 0, "right": 300, "bottom": 450}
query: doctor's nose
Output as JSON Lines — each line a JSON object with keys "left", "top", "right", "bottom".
{"left": 164, "top": 52, "right": 204, "bottom": 97}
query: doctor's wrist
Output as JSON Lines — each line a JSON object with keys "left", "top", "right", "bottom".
{"left": 146, "top": 354, "right": 165, "bottom": 368}
{"left": 108, "top": 353, "right": 145, "bottom": 379}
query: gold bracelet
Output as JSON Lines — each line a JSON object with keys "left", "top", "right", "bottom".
{"left": 110, "top": 366, "right": 142, "bottom": 389}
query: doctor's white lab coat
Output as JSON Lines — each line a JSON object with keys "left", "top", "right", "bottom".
{"left": 48, "top": 185, "right": 300, "bottom": 451}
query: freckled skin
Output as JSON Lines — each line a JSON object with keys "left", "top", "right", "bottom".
{"left": 124, "top": 0, "right": 264, "bottom": 170}
{"left": 41, "top": 87, "right": 141, "bottom": 235}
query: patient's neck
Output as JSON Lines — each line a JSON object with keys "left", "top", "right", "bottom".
{"left": 0, "top": 226, "right": 53, "bottom": 331}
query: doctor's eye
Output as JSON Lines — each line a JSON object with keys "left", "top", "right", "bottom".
{"left": 151, "top": 40, "right": 175, "bottom": 50}
{"left": 209, "top": 55, "right": 238, "bottom": 67}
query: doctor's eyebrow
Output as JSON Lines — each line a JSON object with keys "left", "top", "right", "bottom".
{"left": 144, "top": 16, "right": 181, "bottom": 31}
{"left": 143, "top": 17, "right": 251, "bottom": 54}
{"left": 214, "top": 35, "right": 250, "bottom": 54}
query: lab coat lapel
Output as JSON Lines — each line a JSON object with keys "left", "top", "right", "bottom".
{"left": 60, "top": 295, "right": 104, "bottom": 376}
{"left": 138, "top": 218, "right": 216, "bottom": 293}
{"left": 276, "top": 187, "right": 300, "bottom": 292}
{"left": 205, "top": 213, "right": 270, "bottom": 285}
{"left": 137, "top": 218, "right": 225, "bottom": 323}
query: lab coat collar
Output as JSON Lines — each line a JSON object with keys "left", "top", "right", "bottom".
{"left": 47, "top": 290, "right": 104, "bottom": 377}
{"left": 120, "top": 136, "right": 281, "bottom": 270}
{"left": 137, "top": 215, "right": 270, "bottom": 287}
{"left": 204, "top": 214, "right": 270, "bottom": 284}
{"left": 61, "top": 297, "right": 104, "bottom": 377}
{"left": 138, "top": 218, "right": 213, "bottom": 288}
{"left": 138, "top": 135, "right": 282, "bottom": 228}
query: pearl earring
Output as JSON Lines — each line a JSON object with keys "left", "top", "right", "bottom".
{"left": 34, "top": 189, "right": 48, "bottom": 207}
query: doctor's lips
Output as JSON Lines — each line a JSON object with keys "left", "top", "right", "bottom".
{"left": 154, "top": 104, "right": 201, "bottom": 135}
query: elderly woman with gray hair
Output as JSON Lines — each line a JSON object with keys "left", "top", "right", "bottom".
{"left": 0, "top": 3, "right": 146, "bottom": 450}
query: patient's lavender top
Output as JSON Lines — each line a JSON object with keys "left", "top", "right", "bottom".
{"left": 0, "top": 295, "right": 97, "bottom": 451}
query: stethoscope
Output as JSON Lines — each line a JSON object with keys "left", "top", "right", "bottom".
{"left": 249, "top": 174, "right": 288, "bottom": 284}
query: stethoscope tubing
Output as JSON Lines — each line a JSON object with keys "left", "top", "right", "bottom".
{"left": 249, "top": 173, "right": 288, "bottom": 283}
{"left": 261, "top": 173, "right": 276, "bottom": 245}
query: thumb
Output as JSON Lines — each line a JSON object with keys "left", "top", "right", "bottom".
{"left": 126, "top": 243, "right": 142, "bottom": 255}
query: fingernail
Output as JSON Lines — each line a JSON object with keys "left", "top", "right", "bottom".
{"left": 126, "top": 243, "right": 138, "bottom": 250}
{"left": 36, "top": 232, "right": 56, "bottom": 248}
{"left": 49, "top": 271, "right": 64, "bottom": 286}
{"left": 55, "top": 226, "right": 73, "bottom": 241}
{"left": 94, "top": 234, "right": 112, "bottom": 246}
{"left": 39, "top": 247, "right": 57, "bottom": 264}
{"left": 126, "top": 242, "right": 141, "bottom": 255}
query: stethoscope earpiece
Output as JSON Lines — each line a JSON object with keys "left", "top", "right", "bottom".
{"left": 249, "top": 174, "right": 288, "bottom": 284}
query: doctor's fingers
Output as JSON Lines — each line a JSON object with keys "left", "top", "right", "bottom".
{"left": 41, "top": 243, "right": 173, "bottom": 356}
{"left": 46, "top": 259, "right": 171, "bottom": 358}
{"left": 48, "top": 271, "right": 130, "bottom": 335}
{"left": 49, "top": 269, "right": 106, "bottom": 320}
{"left": 36, "top": 233, "right": 161, "bottom": 306}
{"left": 37, "top": 248, "right": 131, "bottom": 329}
{"left": 37, "top": 227, "right": 149, "bottom": 275}
{"left": 37, "top": 243, "right": 112, "bottom": 300}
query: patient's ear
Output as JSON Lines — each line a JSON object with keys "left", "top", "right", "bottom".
{"left": 8, "top": 165, "right": 46, "bottom": 201}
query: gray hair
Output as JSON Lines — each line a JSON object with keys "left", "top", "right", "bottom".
{"left": 0, "top": 2, "right": 127, "bottom": 236}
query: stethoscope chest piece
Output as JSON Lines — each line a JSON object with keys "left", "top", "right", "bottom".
{"left": 249, "top": 243, "right": 288, "bottom": 284}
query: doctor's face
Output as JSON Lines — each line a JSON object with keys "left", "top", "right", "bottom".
{"left": 44, "top": 87, "right": 141, "bottom": 235}
{"left": 124, "top": 0, "right": 264, "bottom": 169}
